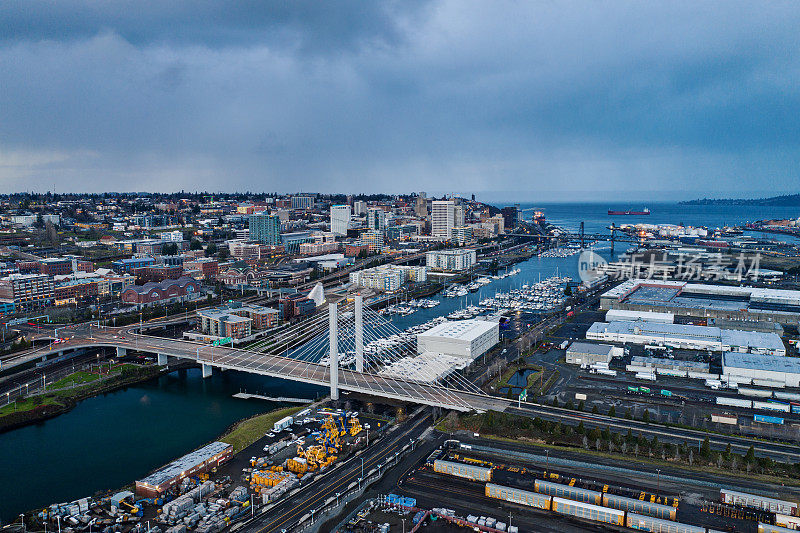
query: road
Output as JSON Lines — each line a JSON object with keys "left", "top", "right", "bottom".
{"left": 240, "top": 408, "right": 433, "bottom": 533}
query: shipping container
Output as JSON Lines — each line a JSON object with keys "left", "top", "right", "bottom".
{"left": 635, "top": 372, "right": 657, "bottom": 381}
{"left": 602, "top": 493, "right": 676, "bottom": 520}
{"left": 485, "top": 483, "right": 551, "bottom": 510}
{"left": 625, "top": 512, "right": 705, "bottom": 533}
{"left": 711, "top": 414, "right": 738, "bottom": 425}
{"left": 660, "top": 390, "right": 672, "bottom": 397}
{"left": 775, "top": 391, "right": 800, "bottom": 402}
{"left": 754, "top": 414, "right": 784, "bottom": 425}
{"left": 534, "top": 480, "right": 601, "bottom": 505}
{"left": 716, "top": 397, "right": 752, "bottom": 408}
{"left": 551, "top": 497, "right": 624, "bottom": 526}
{"left": 640, "top": 387, "right": 651, "bottom": 394}
{"left": 791, "top": 404, "right": 800, "bottom": 415}
{"left": 753, "top": 400, "right": 789, "bottom": 413}
{"left": 721, "top": 489, "right": 797, "bottom": 515}
{"left": 433, "top": 459, "right": 492, "bottom": 482}
{"left": 739, "top": 387, "right": 773, "bottom": 398}
{"left": 272, "top": 416, "right": 293, "bottom": 432}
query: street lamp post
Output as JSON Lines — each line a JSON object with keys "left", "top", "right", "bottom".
{"left": 656, "top": 469, "right": 661, "bottom": 499}
{"left": 361, "top": 457, "right": 364, "bottom": 480}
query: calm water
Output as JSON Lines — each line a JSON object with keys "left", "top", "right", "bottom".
{"left": 508, "top": 202, "right": 800, "bottom": 236}
{"left": 0, "top": 368, "right": 323, "bottom": 522}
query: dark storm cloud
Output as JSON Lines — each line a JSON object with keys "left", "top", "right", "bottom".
{"left": 1, "top": 1, "right": 799, "bottom": 198}
{"left": 0, "top": 0, "right": 424, "bottom": 52}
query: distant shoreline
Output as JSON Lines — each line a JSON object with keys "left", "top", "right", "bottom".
{"left": 679, "top": 194, "right": 800, "bottom": 207}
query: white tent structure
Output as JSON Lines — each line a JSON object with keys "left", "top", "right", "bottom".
{"left": 308, "top": 282, "right": 326, "bottom": 307}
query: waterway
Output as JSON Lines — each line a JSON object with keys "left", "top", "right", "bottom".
{"left": 0, "top": 368, "right": 323, "bottom": 522}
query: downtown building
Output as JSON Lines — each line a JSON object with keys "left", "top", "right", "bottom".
{"left": 249, "top": 212, "right": 281, "bottom": 245}
{"left": 349, "top": 264, "right": 426, "bottom": 291}
{"left": 425, "top": 249, "right": 477, "bottom": 272}
{"left": 330, "top": 205, "right": 351, "bottom": 236}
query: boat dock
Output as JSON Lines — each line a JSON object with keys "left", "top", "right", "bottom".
{"left": 232, "top": 392, "right": 313, "bottom": 404}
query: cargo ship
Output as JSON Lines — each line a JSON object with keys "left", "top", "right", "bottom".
{"left": 608, "top": 207, "right": 650, "bottom": 215}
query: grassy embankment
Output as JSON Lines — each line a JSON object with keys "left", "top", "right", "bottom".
{"left": 220, "top": 406, "right": 305, "bottom": 453}
{"left": 0, "top": 364, "right": 162, "bottom": 430}
{"left": 437, "top": 409, "right": 800, "bottom": 487}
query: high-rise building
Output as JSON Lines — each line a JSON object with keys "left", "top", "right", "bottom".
{"left": 353, "top": 200, "right": 367, "bottom": 216}
{"left": 414, "top": 196, "right": 428, "bottom": 218}
{"left": 454, "top": 205, "right": 465, "bottom": 227}
{"left": 501, "top": 206, "right": 518, "bottom": 230}
{"left": 290, "top": 195, "right": 314, "bottom": 210}
{"left": 366, "top": 207, "right": 386, "bottom": 233}
{"left": 431, "top": 200, "right": 455, "bottom": 239}
{"left": 249, "top": 212, "right": 281, "bottom": 245}
{"left": 360, "top": 230, "right": 385, "bottom": 252}
{"left": 330, "top": 205, "right": 351, "bottom": 236}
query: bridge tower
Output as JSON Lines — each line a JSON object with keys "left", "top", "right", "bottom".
{"left": 329, "top": 302, "right": 339, "bottom": 401}
{"left": 355, "top": 294, "right": 364, "bottom": 372}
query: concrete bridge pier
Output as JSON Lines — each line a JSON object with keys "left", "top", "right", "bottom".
{"left": 329, "top": 303, "right": 339, "bottom": 401}
{"left": 116, "top": 347, "right": 127, "bottom": 358}
{"left": 157, "top": 353, "right": 168, "bottom": 366}
{"left": 355, "top": 295, "right": 364, "bottom": 373}
{"left": 202, "top": 364, "right": 213, "bottom": 378}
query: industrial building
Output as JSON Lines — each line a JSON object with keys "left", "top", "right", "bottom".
{"left": 135, "top": 442, "right": 233, "bottom": 498}
{"left": 379, "top": 352, "right": 469, "bottom": 383}
{"left": 586, "top": 320, "right": 786, "bottom": 356}
{"left": 722, "top": 353, "right": 800, "bottom": 388}
{"left": 627, "top": 356, "right": 711, "bottom": 376}
{"left": 605, "top": 309, "right": 674, "bottom": 323}
{"left": 600, "top": 279, "right": 800, "bottom": 326}
{"left": 417, "top": 319, "right": 499, "bottom": 361}
{"left": 565, "top": 342, "right": 619, "bottom": 365}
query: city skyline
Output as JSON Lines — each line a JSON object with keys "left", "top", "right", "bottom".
{"left": 2, "top": 1, "right": 800, "bottom": 198}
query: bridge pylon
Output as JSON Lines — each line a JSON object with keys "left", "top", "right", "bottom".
{"left": 329, "top": 302, "right": 339, "bottom": 400}
{"left": 355, "top": 294, "right": 364, "bottom": 372}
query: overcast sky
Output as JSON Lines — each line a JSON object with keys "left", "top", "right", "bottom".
{"left": 1, "top": 1, "right": 799, "bottom": 200}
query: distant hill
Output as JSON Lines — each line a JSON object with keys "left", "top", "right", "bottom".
{"left": 680, "top": 194, "right": 800, "bottom": 206}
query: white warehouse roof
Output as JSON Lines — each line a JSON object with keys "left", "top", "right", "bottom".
{"left": 723, "top": 353, "right": 800, "bottom": 374}
{"left": 605, "top": 309, "right": 674, "bottom": 323}
{"left": 418, "top": 319, "right": 497, "bottom": 342}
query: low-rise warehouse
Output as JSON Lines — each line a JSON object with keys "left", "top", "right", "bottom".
{"left": 136, "top": 442, "right": 233, "bottom": 498}
{"left": 586, "top": 321, "right": 786, "bottom": 356}
{"left": 417, "top": 319, "right": 499, "bottom": 361}
{"left": 565, "top": 342, "right": 619, "bottom": 365}
{"left": 722, "top": 353, "right": 800, "bottom": 388}
{"left": 605, "top": 309, "right": 674, "bottom": 323}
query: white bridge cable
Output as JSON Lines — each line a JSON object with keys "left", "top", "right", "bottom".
{"left": 354, "top": 317, "right": 474, "bottom": 408}
{"left": 361, "top": 307, "right": 486, "bottom": 396}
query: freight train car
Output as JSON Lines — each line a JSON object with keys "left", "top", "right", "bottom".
{"left": 433, "top": 459, "right": 492, "bottom": 482}
{"left": 721, "top": 489, "right": 798, "bottom": 516}
{"left": 485, "top": 483, "right": 551, "bottom": 510}
{"left": 758, "top": 523, "right": 797, "bottom": 533}
{"left": 602, "top": 493, "right": 677, "bottom": 520}
{"left": 486, "top": 483, "right": 723, "bottom": 532}
{"left": 534, "top": 479, "right": 601, "bottom": 505}
{"left": 626, "top": 512, "right": 705, "bottom": 532}
{"left": 551, "top": 496, "right": 625, "bottom": 526}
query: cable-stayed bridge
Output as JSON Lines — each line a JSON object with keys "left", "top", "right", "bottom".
{"left": 12, "top": 297, "right": 507, "bottom": 412}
